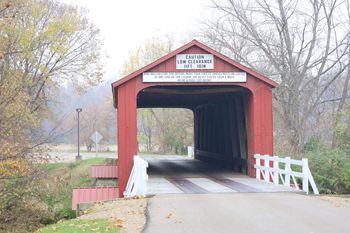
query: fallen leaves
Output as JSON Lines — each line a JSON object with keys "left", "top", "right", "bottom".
{"left": 115, "top": 219, "right": 124, "bottom": 228}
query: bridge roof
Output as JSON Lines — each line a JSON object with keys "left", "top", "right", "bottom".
{"left": 111, "top": 39, "right": 278, "bottom": 90}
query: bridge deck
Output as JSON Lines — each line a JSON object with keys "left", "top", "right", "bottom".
{"left": 143, "top": 155, "right": 299, "bottom": 195}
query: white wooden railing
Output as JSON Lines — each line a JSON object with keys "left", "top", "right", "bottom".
{"left": 254, "top": 154, "right": 319, "bottom": 195}
{"left": 124, "top": 156, "right": 149, "bottom": 198}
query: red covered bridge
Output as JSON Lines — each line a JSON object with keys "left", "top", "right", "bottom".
{"left": 72, "top": 40, "right": 277, "bottom": 209}
{"left": 112, "top": 40, "right": 277, "bottom": 197}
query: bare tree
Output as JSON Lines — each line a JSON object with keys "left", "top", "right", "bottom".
{"left": 200, "top": 0, "right": 350, "bottom": 151}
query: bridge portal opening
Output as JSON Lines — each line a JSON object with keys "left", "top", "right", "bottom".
{"left": 137, "top": 107, "right": 194, "bottom": 155}
{"left": 137, "top": 85, "right": 249, "bottom": 173}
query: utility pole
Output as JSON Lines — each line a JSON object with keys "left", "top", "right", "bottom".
{"left": 76, "top": 108, "right": 82, "bottom": 161}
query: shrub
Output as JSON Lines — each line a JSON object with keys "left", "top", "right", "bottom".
{"left": 304, "top": 136, "right": 325, "bottom": 152}
{"left": 306, "top": 149, "right": 350, "bottom": 194}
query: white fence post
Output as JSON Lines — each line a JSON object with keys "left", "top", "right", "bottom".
{"left": 273, "top": 156, "right": 279, "bottom": 184}
{"left": 284, "top": 157, "right": 291, "bottom": 187}
{"left": 302, "top": 158, "right": 309, "bottom": 194}
{"left": 264, "top": 155, "right": 270, "bottom": 182}
{"left": 307, "top": 167, "right": 319, "bottom": 195}
{"left": 255, "top": 154, "right": 261, "bottom": 180}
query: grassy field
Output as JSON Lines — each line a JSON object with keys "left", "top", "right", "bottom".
{"left": 37, "top": 218, "right": 120, "bottom": 233}
{"left": 48, "top": 144, "right": 117, "bottom": 153}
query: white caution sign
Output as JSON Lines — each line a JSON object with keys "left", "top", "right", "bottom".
{"left": 176, "top": 54, "right": 214, "bottom": 69}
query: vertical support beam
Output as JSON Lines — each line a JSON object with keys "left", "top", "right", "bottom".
{"left": 198, "top": 108, "right": 204, "bottom": 151}
{"left": 228, "top": 99, "right": 240, "bottom": 171}
{"left": 193, "top": 108, "right": 199, "bottom": 159}
{"left": 206, "top": 106, "right": 213, "bottom": 152}
{"left": 201, "top": 106, "right": 209, "bottom": 151}
{"left": 222, "top": 102, "right": 232, "bottom": 164}
{"left": 235, "top": 95, "right": 247, "bottom": 172}
{"left": 217, "top": 103, "right": 225, "bottom": 155}
{"left": 117, "top": 81, "right": 138, "bottom": 197}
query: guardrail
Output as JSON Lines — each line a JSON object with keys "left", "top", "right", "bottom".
{"left": 254, "top": 154, "right": 319, "bottom": 194}
{"left": 124, "top": 156, "right": 149, "bottom": 198}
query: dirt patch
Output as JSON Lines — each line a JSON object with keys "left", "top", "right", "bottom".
{"left": 317, "top": 195, "right": 350, "bottom": 207}
{"left": 79, "top": 197, "right": 147, "bottom": 233}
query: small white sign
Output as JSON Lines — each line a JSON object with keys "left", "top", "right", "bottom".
{"left": 142, "top": 72, "right": 247, "bottom": 83}
{"left": 90, "top": 131, "right": 103, "bottom": 144}
{"left": 176, "top": 54, "right": 214, "bottom": 69}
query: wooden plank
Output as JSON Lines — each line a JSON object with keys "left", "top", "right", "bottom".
{"left": 72, "top": 187, "right": 119, "bottom": 210}
{"left": 92, "top": 165, "right": 118, "bottom": 178}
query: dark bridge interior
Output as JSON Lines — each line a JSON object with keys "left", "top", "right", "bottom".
{"left": 137, "top": 85, "right": 249, "bottom": 173}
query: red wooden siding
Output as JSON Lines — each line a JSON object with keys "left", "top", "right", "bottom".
{"left": 72, "top": 187, "right": 119, "bottom": 210}
{"left": 92, "top": 165, "right": 118, "bottom": 178}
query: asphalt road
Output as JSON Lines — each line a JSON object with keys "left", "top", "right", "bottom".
{"left": 143, "top": 192, "right": 350, "bottom": 233}
{"left": 143, "top": 156, "right": 350, "bottom": 233}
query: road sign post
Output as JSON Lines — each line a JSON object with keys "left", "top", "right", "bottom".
{"left": 75, "top": 108, "right": 82, "bottom": 161}
{"left": 90, "top": 131, "right": 103, "bottom": 157}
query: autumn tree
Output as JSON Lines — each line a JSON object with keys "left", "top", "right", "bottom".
{"left": 0, "top": 0, "right": 103, "bottom": 229}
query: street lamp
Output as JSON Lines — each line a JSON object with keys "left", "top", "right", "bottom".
{"left": 76, "top": 108, "right": 82, "bottom": 161}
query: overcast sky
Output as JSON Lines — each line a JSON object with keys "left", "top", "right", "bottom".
{"left": 60, "top": 0, "right": 212, "bottom": 82}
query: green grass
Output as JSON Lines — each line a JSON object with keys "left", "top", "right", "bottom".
{"left": 37, "top": 218, "right": 119, "bottom": 233}
{"left": 43, "top": 158, "right": 108, "bottom": 171}
{"left": 43, "top": 158, "right": 114, "bottom": 185}
{"left": 41, "top": 158, "right": 117, "bottom": 221}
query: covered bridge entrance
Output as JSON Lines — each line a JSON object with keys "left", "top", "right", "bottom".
{"left": 112, "top": 40, "right": 277, "bottom": 197}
